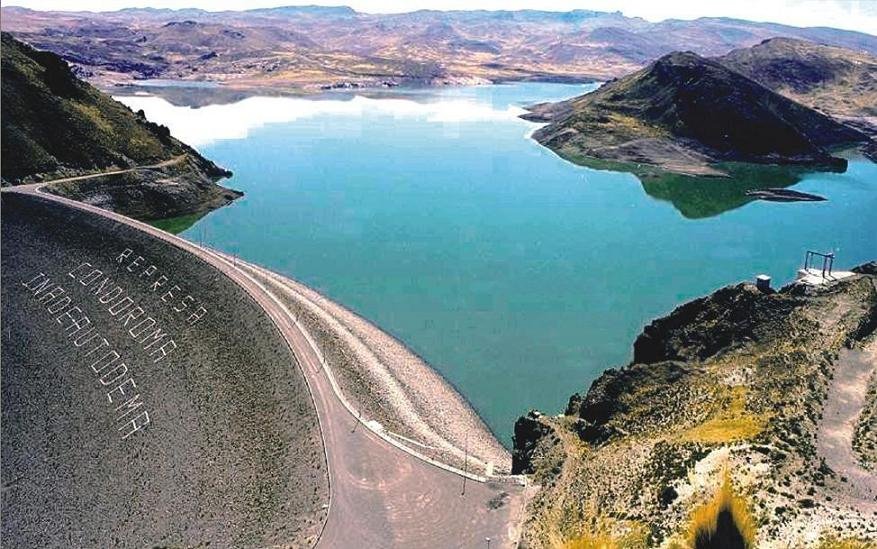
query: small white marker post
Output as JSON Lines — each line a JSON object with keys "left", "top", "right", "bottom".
{"left": 461, "top": 431, "right": 469, "bottom": 496}
{"left": 351, "top": 408, "right": 361, "bottom": 434}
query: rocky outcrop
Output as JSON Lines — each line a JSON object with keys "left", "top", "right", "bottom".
{"left": 632, "top": 283, "right": 802, "bottom": 364}
{"left": 512, "top": 411, "right": 555, "bottom": 474}
{"left": 567, "top": 361, "right": 692, "bottom": 430}
{"left": 863, "top": 140, "right": 877, "bottom": 163}
{"left": 853, "top": 261, "right": 877, "bottom": 276}
{"left": 44, "top": 156, "right": 241, "bottom": 221}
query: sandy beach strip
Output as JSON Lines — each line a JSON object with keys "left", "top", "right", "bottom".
{"left": 234, "top": 259, "right": 512, "bottom": 475}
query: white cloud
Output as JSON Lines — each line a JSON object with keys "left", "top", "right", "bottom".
{"left": 8, "top": 0, "right": 877, "bottom": 35}
{"left": 116, "top": 94, "right": 526, "bottom": 146}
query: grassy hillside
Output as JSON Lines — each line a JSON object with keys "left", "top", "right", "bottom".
{"left": 524, "top": 51, "right": 867, "bottom": 177}
{"left": 719, "top": 38, "right": 877, "bottom": 122}
{"left": 1, "top": 33, "right": 241, "bottom": 220}
{"left": 514, "top": 268, "right": 877, "bottom": 547}
{"left": 1, "top": 32, "right": 226, "bottom": 184}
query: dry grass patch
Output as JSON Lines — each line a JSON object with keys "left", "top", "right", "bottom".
{"left": 677, "top": 386, "right": 766, "bottom": 444}
{"left": 816, "top": 536, "right": 877, "bottom": 549}
{"left": 548, "top": 516, "right": 649, "bottom": 549}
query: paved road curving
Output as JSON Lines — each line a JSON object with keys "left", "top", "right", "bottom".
{"left": 3, "top": 183, "right": 527, "bottom": 547}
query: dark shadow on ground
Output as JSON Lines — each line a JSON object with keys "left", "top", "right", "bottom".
{"left": 694, "top": 508, "right": 747, "bottom": 549}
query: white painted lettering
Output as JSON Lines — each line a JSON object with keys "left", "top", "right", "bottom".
{"left": 119, "top": 411, "right": 150, "bottom": 439}
{"left": 67, "top": 262, "right": 91, "bottom": 279}
{"left": 186, "top": 306, "right": 207, "bottom": 326}
{"left": 116, "top": 248, "right": 133, "bottom": 263}
{"left": 129, "top": 318, "right": 156, "bottom": 338}
{"left": 107, "top": 297, "right": 134, "bottom": 316}
{"left": 107, "top": 378, "right": 137, "bottom": 404}
{"left": 150, "top": 275, "right": 168, "bottom": 292}
{"left": 148, "top": 339, "right": 177, "bottom": 363}
{"left": 127, "top": 255, "right": 145, "bottom": 272}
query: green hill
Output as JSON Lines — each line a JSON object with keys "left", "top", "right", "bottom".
{"left": 524, "top": 50, "right": 868, "bottom": 177}
{"left": 1, "top": 32, "right": 240, "bottom": 220}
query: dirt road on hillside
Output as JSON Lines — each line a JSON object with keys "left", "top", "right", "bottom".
{"left": 817, "top": 341, "right": 877, "bottom": 512}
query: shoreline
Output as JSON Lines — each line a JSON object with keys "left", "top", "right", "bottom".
{"left": 105, "top": 76, "right": 600, "bottom": 103}
{"left": 234, "top": 258, "right": 513, "bottom": 475}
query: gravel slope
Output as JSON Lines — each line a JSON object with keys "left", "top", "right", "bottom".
{"left": 1, "top": 192, "right": 328, "bottom": 548}
{"left": 240, "top": 260, "right": 512, "bottom": 475}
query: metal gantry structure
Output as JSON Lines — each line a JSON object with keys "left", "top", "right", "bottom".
{"left": 804, "top": 250, "right": 835, "bottom": 278}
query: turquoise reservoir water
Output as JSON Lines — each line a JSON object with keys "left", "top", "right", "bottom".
{"left": 119, "top": 84, "right": 877, "bottom": 444}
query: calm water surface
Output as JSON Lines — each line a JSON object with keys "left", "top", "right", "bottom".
{"left": 119, "top": 84, "right": 877, "bottom": 444}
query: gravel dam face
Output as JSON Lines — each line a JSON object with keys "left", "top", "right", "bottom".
{"left": 0, "top": 193, "right": 328, "bottom": 548}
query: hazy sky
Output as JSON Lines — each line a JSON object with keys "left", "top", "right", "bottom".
{"left": 7, "top": 0, "right": 877, "bottom": 35}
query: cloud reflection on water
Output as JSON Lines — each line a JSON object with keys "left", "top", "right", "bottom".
{"left": 116, "top": 93, "right": 527, "bottom": 147}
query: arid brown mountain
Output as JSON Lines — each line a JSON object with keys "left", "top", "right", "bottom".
{"left": 523, "top": 51, "right": 868, "bottom": 177}
{"left": 719, "top": 37, "right": 877, "bottom": 133}
{"left": 2, "top": 6, "right": 875, "bottom": 91}
{"left": 1, "top": 33, "right": 240, "bottom": 219}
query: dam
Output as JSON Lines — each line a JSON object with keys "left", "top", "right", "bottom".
{"left": 1, "top": 190, "right": 525, "bottom": 548}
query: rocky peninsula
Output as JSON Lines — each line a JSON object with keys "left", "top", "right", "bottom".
{"left": 523, "top": 48, "right": 868, "bottom": 178}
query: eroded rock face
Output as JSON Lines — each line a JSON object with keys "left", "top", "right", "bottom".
{"left": 632, "top": 283, "right": 803, "bottom": 364}
{"left": 512, "top": 411, "right": 554, "bottom": 474}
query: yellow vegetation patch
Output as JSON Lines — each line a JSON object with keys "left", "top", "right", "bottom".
{"left": 551, "top": 519, "right": 649, "bottom": 549}
{"left": 126, "top": 133, "right": 165, "bottom": 159}
{"left": 538, "top": 496, "right": 649, "bottom": 549}
{"left": 71, "top": 103, "right": 115, "bottom": 135}
{"left": 677, "top": 386, "right": 766, "bottom": 444}
{"left": 606, "top": 112, "right": 666, "bottom": 139}
{"left": 816, "top": 536, "right": 876, "bottom": 549}
{"left": 685, "top": 472, "right": 757, "bottom": 548}
{"left": 559, "top": 532, "right": 617, "bottom": 549}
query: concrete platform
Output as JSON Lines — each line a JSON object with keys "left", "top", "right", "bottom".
{"left": 796, "top": 268, "right": 856, "bottom": 286}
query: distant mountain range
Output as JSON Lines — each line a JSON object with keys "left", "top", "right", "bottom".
{"left": 523, "top": 38, "right": 875, "bottom": 178}
{"left": 2, "top": 5, "right": 875, "bottom": 91}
